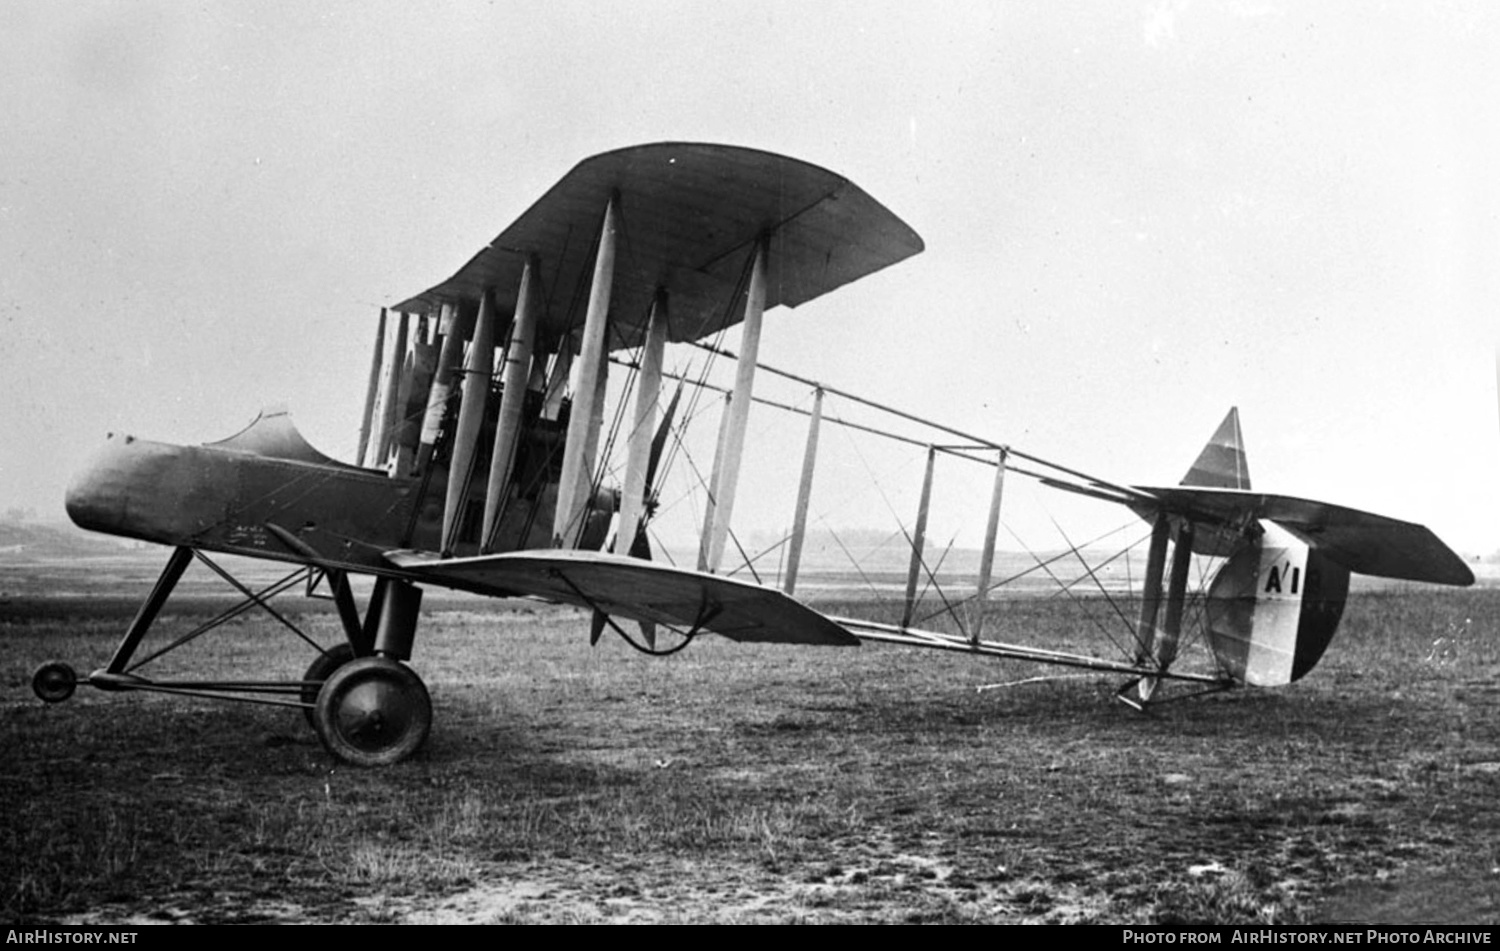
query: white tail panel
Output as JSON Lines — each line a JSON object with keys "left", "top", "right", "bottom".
{"left": 1206, "top": 520, "right": 1349, "bottom": 686}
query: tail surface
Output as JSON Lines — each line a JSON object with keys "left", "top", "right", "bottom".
{"left": 1145, "top": 407, "right": 1471, "bottom": 689}
{"left": 1180, "top": 407, "right": 1250, "bottom": 489}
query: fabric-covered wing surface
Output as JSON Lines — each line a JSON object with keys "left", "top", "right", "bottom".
{"left": 1138, "top": 487, "right": 1474, "bottom": 586}
{"left": 389, "top": 142, "right": 924, "bottom": 350}
{"left": 384, "top": 549, "right": 860, "bottom": 647}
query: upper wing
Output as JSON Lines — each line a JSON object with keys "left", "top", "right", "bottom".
{"left": 389, "top": 143, "right": 924, "bottom": 350}
{"left": 384, "top": 548, "right": 860, "bottom": 647}
{"left": 1135, "top": 486, "right": 1475, "bottom": 586}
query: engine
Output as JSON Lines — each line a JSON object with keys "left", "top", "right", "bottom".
{"left": 1205, "top": 519, "right": 1351, "bottom": 687}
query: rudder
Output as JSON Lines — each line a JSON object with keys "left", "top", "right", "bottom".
{"left": 1181, "top": 407, "right": 1250, "bottom": 490}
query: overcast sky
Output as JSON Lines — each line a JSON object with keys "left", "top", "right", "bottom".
{"left": 2, "top": 1, "right": 1496, "bottom": 557}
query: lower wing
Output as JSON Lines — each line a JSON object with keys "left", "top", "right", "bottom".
{"left": 384, "top": 548, "right": 860, "bottom": 647}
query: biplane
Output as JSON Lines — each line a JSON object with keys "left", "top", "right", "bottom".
{"left": 39, "top": 143, "right": 1474, "bottom": 766}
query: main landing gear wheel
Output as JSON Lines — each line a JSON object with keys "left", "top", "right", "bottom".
{"left": 301, "top": 643, "right": 357, "bottom": 728}
{"left": 32, "top": 661, "right": 78, "bottom": 703}
{"left": 312, "top": 657, "right": 431, "bottom": 767}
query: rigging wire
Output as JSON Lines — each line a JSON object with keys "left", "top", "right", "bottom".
{"left": 723, "top": 531, "right": 806, "bottom": 585}
{"left": 1045, "top": 510, "right": 1137, "bottom": 638}
{"left": 687, "top": 338, "right": 1153, "bottom": 504}
{"left": 821, "top": 520, "right": 897, "bottom": 607}
{"left": 911, "top": 533, "right": 965, "bottom": 634}
{"left": 913, "top": 519, "right": 1147, "bottom": 627}
{"left": 1002, "top": 521, "right": 1138, "bottom": 663}
{"left": 653, "top": 253, "right": 754, "bottom": 493}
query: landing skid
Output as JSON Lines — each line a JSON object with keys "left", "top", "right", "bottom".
{"left": 1115, "top": 676, "right": 1234, "bottom": 712}
{"left": 30, "top": 546, "right": 431, "bottom": 767}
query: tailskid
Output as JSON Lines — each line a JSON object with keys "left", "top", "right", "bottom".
{"left": 1114, "top": 676, "right": 1235, "bottom": 712}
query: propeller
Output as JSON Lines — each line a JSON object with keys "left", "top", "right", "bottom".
{"left": 612, "top": 380, "right": 682, "bottom": 649}
{"left": 623, "top": 380, "right": 683, "bottom": 562}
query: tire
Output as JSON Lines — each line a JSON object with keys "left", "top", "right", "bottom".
{"left": 301, "top": 643, "right": 357, "bottom": 728}
{"left": 312, "top": 656, "right": 432, "bottom": 767}
{"left": 32, "top": 661, "right": 77, "bottom": 703}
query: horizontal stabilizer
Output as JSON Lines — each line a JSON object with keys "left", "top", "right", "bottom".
{"left": 1135, "top": 487, "right": 1474, "bottom": 586}
{"left": 384, "top": 548, "right": 860, "bottom": 646}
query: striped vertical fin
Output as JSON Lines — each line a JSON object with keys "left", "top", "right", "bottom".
{"left": 1181, "top": 407, "right": 1250, "bottom": 489}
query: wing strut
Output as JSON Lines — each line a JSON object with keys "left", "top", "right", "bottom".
{"left": 554, "top": 194, "right": 618, "bottom": 548}
{"left": 356, "top": 308, "right": 387, "bottom": 467}
{"left": 782, "top": 386, "right": 824, "bottom": 595}
{"left": 375, "top": 311, "right": 410, "bottom": 468}
{"left": 393, "top": 315, "right": 436, "bottom": 474}
{"left": 443, "top": 290, "right": 498, "bottom": 555}
{"left": 970, "top": 447, "right": 1009, "bottom": 644}
{"left": 482, "top": 256, "right": 541, "bottom": 551}
{"left": 698, "top": 236, "right": 768, "bottom": 573}
{"left": 902, "top": 445, "right": 939, "bottom": 629}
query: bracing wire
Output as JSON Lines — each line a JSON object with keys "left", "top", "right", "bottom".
{"left": 1045, "top": 511, "right": 1137, "bottom": 638}
{"left": 822, "top": 520, "right": 896, "bottom": 607}
{"left": 912, "top": 520, "right": 1146, "bottom": 628}
{"left": 725, "top": 532, "right": 792, "bottom": 583}
{"left": 911, "top": 533, "right": 965, "bottom": 634}
{"left": 1002, "top": 521, "right": 1137, "bottom": 662}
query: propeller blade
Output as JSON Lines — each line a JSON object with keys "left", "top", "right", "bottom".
{"left": 628, "top": 525, "right": 654, "bottom": 560}
{"left": 642, "top": 380, "right": 683, "bottom": 507}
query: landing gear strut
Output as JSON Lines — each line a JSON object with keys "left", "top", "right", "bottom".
{"left": 40, "top": 546, "right": 435, "bottom": 767}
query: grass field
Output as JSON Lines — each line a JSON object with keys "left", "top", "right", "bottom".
{"left": 3, "top": 550, "right": 1499, "bottom": 924}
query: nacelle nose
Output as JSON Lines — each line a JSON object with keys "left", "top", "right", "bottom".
{"left": 65, "top": 433, "right": 209, "bottom": 545}
{"left": 65, "top": 433, "right": 133, "bottom": 534}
